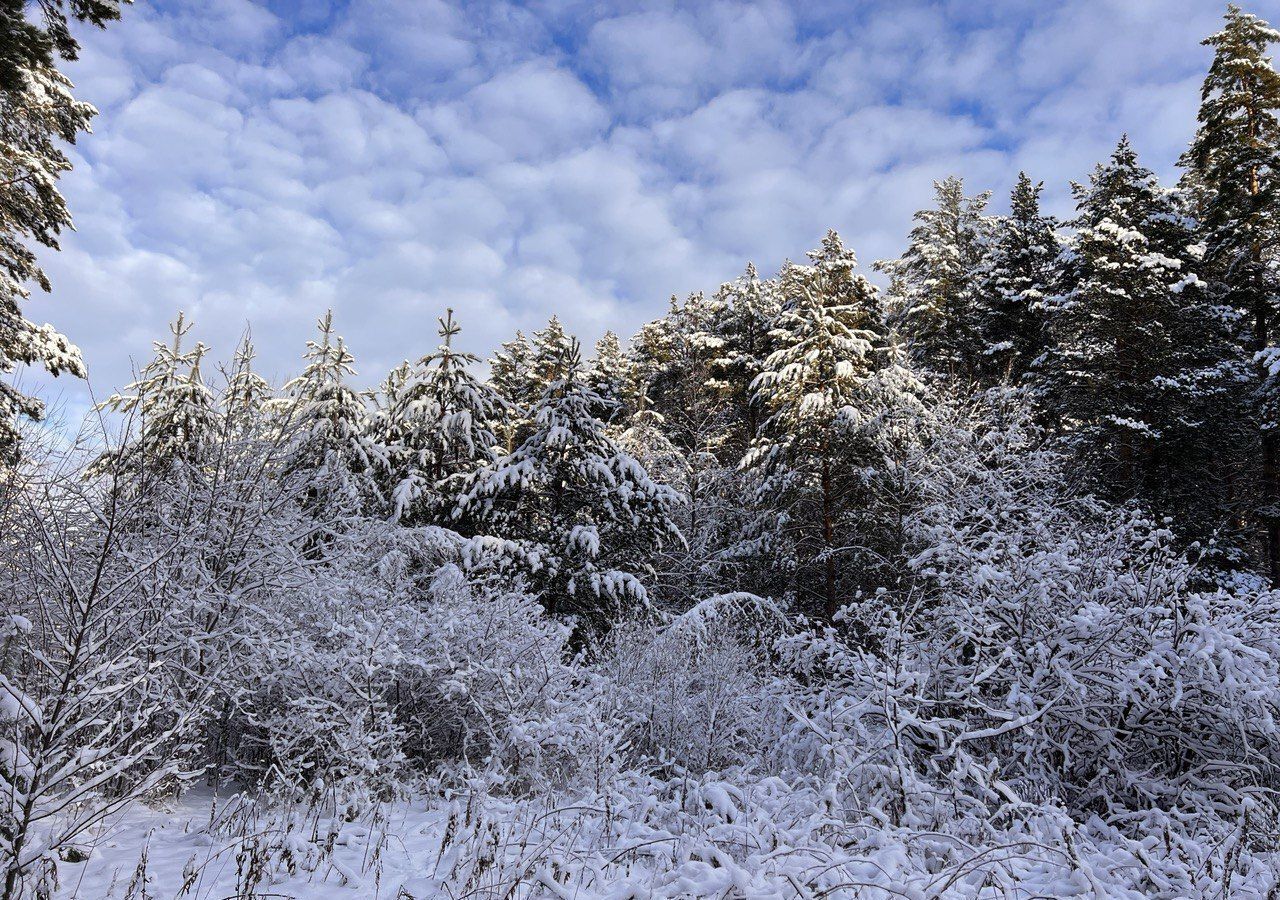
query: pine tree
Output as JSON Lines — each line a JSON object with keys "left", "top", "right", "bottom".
{"left": 96, "top": 312, "right": 219, "bottom": 475}
{"left": 975, "top": 173, "right": 1059, "bottom": 384}
{"left": 489, "top": 329, "right": 536, "bottom": 452}
{"left": 0, "top": 41, "right": 100, "bottom": 461}
{"left": 585, "top": 330, "right": 636, "bottom": 425}
{"left": 384, "top": 309, "right": 504, "bottom": 523}
{"left": 275, "top": 311, "right": 385, "bottom": 521}
{"left": 456, "top": 339, "right": 681, "bottom": 626}
{"left": 0, "top": 1, "right": 123, "bottom": 93}
{"left": 876, "top": 176, "right": 994, "bottom": 380}
{"left": 746, "top": 231, "right": 887, "bottom": 618}
{"left": 1183, "top": 4, "right": 1280, "bottom": 579}
{"left": 530, "top": 315, "right": 575, "bottom": 388}
{"left": 222, "top": 331, "right": 272, "bottom": 437}
{"left": 629, "top": 296, "right": 682, "bottom": 412}
{"left": 1040, "top": 138, "right": 1238, "bottom": 526}
{"left": 703, "top": 263, "right": 782, "bottom": 456}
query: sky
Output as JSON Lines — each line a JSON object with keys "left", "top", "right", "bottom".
{"left": 25, "top": 0, "right": 1280, "bottom": 415}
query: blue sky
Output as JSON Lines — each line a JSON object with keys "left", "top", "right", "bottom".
{"left": 29, "top": 0, "right": 1280, "bottom": 412}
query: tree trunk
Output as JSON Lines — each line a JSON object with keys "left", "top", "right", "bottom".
{"left": 821, "top": 454, "right": 836, "bottom": 619}
{"left": 1265, "top": 431, "right": 1280, "bottom": 586}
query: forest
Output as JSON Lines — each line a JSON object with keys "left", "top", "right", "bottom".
{"left": 5, "top": 3, "right": 1280, "bottom": 898}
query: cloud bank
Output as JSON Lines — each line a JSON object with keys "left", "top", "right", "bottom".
{"left": 26, "top": 0, "right": 1254, "bottom": 410}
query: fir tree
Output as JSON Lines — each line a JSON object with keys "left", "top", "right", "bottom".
{"left": 975, "top": 173, "right": 1059, "bottom": 384}
{"left": 876, "top": 176, "right": 993, "bottom": 380}
{"left": 222, "top": 331, "right": 272, "bottom": 437}
{"left": 457, "top": 339, "right": 681, "bottom": 626}
{"left": 1183, "top": 4, "right": 1280, "bottom": 579}
{"left": 275, "top": 311, "right": 385, "bottom": 521}
{"left": 746, "top": 231, "right": 887, "bottom": 618}
{"left": 530, "top": 315, "right": 575, "bottom": 388}
{"left": 96, "top": 312, "right": 218, "bottom": 475}
{"left": 385, "top": 309, "right": 504, "bottom": 523}
{"left": 585, "top": 330, "right": 636, "bottom": 425}
{"left": 0, "top": 37, "right": 100, "bottom": 461}
{"left": 1040, "top": 138, "right": 1237, "bottom": 526}
{"left": 703, "top": 263, "right": 781, "bottom": 456}
{"left": 0, "top": 1, "right": 123, "bottom": 93}
{"left": 489, "top": 329, "right": 536, "bottom": 452}
{"left": 629, "top": 296, "right": 683, "bottom": 413}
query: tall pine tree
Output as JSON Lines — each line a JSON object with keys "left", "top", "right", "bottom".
{"left": 975, "top": 173, "right": 1058, "bottom": 384}
{"left": 275, "top": 311, "right": 386, "bottom": 522}
{"left": 383, "top": 309, "right": 504, "bottom": 523}
{"left": 586, "top": 330, "right": 637, "bottom": 425}
{"left": 96, "top": 312, "right": 218, "bottom": 477}
{"left": 746, "top": 231, "right": 887, "bottom": 618}
{"left": 1183, "top": 4, "right": 1280, "bottom": 578}
{"left": 876, "top": 176, "right": 993, "bottom": 381}
{"left": 1039, "top": 138, "right": 1237, "bottom": 529}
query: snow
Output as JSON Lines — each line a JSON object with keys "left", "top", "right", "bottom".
{"left": 46, "top": 773, "right": 1280, "bottom": 899}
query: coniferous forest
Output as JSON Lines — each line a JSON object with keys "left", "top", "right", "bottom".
{"left": 8, "top": 4, "right": 1280, "bottom": 898}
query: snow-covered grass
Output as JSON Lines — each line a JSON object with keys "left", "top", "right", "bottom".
{"left": 51, "top": 772, "right": 1280, "bottom": 899}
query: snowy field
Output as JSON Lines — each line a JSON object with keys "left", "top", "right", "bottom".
{"left": 49, "top": 776, "right": 1280, "bottom": 899}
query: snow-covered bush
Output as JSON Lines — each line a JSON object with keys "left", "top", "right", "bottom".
{"left": 393, "top": 563, "right": 627, "bottom": 792}
{"left": 598, "top": 593, "right": 796, "bottom": 772}
{"left": 782, "top": 389, "right": 1280, "bottom": 844}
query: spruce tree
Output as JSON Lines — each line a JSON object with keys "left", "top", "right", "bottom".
{"left": 96, "top": 312, "right": 219, "bottom": 475}
{"left": 276, "top": 311, "right": 385, "bottom": 521}
{"left": 0, "top": 39, "right": 98, "bottom": 461}
{"left": 1183, "top": 4, "right": 1280, "bottom": 579}
{"left": 703, "top": 263, "right": 781, "bottom": 456}
{"left": 384, "top": 309, "right": 504, "bottom": 523}
{"left": 746, "top": 231, "right": 887, "bottom": 618}
{"left": 1040, "top": 138, "right": 1237, "bottom": 527}
{"left": 586, "top": 330, "right": 636, "bottom": 425}
{"left": 530, "top": 315, "right": 575, "bottom": 388}
{"left": 0, "top": 0, "right": 128, "bottom": 461}
{"left": 222, "top": 332, "right": 272, "bottom": 438}
{"left": 975, "top": 173, "right": 1058, "bottom": 384}
{"left": 489, "top": 329, "right": 535, "bottom": 452}
{"left": 0, "top": 1, "right": 123, "bottom": 93}
{"left": 876, "top": 176, "right": 993, "bottom": 380}
{"left": 456, "top": 339, "right": 681, "bottom": 626}
{"left": 629, "top": 296, "right": 682, "bottom": 413}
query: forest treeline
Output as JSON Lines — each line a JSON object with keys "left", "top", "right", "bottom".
{"left": 6, "top": 4, "right": 1280, "bottom": 898}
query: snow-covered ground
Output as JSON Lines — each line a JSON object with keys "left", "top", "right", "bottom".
{"left": 49, "top": 774, "right": 1280, "bottom": 899}
{"left": 54, "top": 788, "right": 444, "bottom": 900}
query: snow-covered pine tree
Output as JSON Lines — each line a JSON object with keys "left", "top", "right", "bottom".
{"left": 586, "top": 330, "right": 637, "bottom": 425}
{"left": 531, "top": 315, "right": 576, "bottom": 388}
{"left": 746, "top": 230, "right": 888, "bottom": 618}
{"left": 0, "top": 51, "right": 99, "bottom": 462}
{"left": 371, "top": 358, "right": 415, "bottom": 507}
{"left": 629, "top": 296, "right": 682, "bottom": 412}
{"left": 489, "top": 318, "right": 575, "bottom": 453}
{"left": 489, "top": 330, "right": 536, "bottom": 453}
{"left": 95, "top": 312, "right": 219, "bottom": 477}
{"left": 704, "top": 263, "right": 782, "bottom": 456}
{"left": 456, "top": 338, "right": 682, "bottom": 626}
{"left": 383, "top": 309, "right": 504, "bottom": 524}
{"left": 974, "top": 173, "right": 1059, "bottom": 384}
{"left": 624, "top": 291, "right": 756, "bottom": 605}
{"left": 876, "top": 176, "right": 994, "bottom": 381}
{"left": 1183, "top": 4, "right": 1280, "bottom": 579}
{"left": 1038, "top": 138, "right": 1239, "bottom": 529}
{"left": 0, "top": 1, "right": 122, "bottom": 94}
{"left": 275, "top": 310, "right": 386, "bottom": 522}
{"left": 222, "top": 331, "right": 272, "bottom": 438}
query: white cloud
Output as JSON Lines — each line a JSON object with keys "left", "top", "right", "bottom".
{"left": 31, "top": 0, "right": 1259, "bottom": 415}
